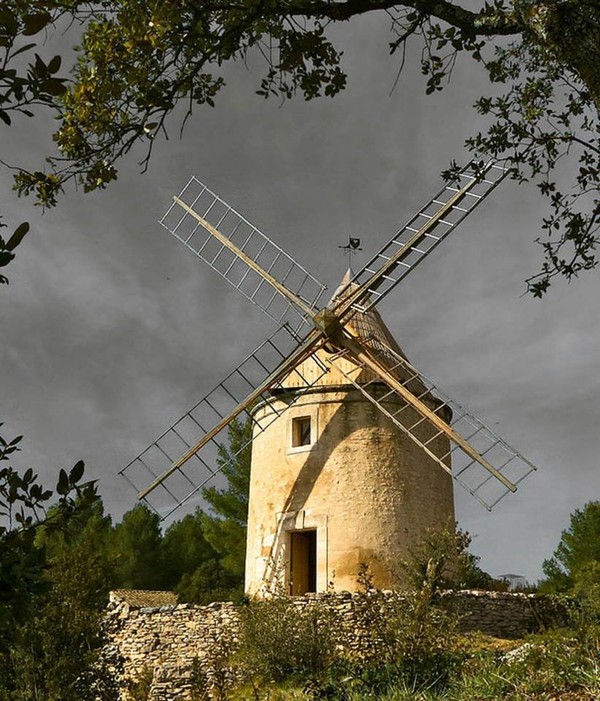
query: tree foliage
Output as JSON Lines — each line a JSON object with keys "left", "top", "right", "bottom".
{"left": 160, "top": 509, "right": 217, "bottom": 587}
{"left": 0, "top": 0, "right": 596, "bottom": 294}
{"left": 176, "top": 416, "right": 253, "bottom": 603}
{"left": 202, "top": 416, "right": 252, "bottom": 579}
{"left": 5, "top": 501, "right": 119, "bottom": 701}
{"left": 0, "top": 218, "right": 29, "bottom": 285}
{"left": 402, "top": 525, "right": 502, "bottom": 592}
{"left": 0, "top": 424, "right": 98, "bottom": 645}
{"left": 0, "top": 414, "right": 251, "bottom": 697}
{"left": 160, "top": 509, "right": 240, "bottom": 603}
{"left": 0, "top": 424, "right": 110, "bottom": 698}
{"left": 112, "top": 503, "right": 165, "bottom": 590}
{"left": 462, "top": 37, "right": 599, "bottom": 297}
{"left": 541, "top": 500, "right": 600, "bottom": 593}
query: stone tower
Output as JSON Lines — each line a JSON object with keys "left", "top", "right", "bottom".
{"left": 244, "top": 274, "right": 455, "bottom": 596}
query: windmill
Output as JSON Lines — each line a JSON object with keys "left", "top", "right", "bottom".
{"left": 120, "top": 160, "right": 538, "bottom": 594}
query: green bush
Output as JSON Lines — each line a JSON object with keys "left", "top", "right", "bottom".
{"left": 352, "top": 564, "right": 463, "bottom": 691}
{"left": 450, "top": 626, "right": 600, "bottom": 701}
{"left": 234, "top": 595, "right": 337, "bottom": 684}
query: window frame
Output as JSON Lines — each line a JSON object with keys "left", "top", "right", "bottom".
{"left": 287, "top": 408, "right": 318, "bottom": 454}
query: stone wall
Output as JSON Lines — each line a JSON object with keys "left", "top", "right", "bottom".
{"left": 104, "top": 589, "right": 567, "bottom": 700}
{"left": 104, "top": 593, "right": 240, "bottom": 701}
{"left": 438, "top": 589, "right": 566, "bottom": 638}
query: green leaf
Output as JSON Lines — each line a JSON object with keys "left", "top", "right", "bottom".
{"left": 69, "top": 460, "right": 85, "bottom": 484}
{"left": 0, "top": 251, "right": 15, "bottom": 267}
{"left": 0, "top": 110, "right": 11, "bottom": 126}
{"left": 40, "top": 78, "right": 67, "bottom": 96}
{"left": 22, "top": 13, "right": 52, "bottom": 37}
{"left": 56, "top": 468, "right": 69, "bottom": 496}
{"left": 6, "top": 222, "right": 29, "bottom": 252}
{"left": 47, "top": 55, "right": 61, "bottom": 74}
{"left": 0, "top": 9, "right": 19, "bottom": 35}
{"left": 33, "top": 53, "right": 46, "bottom": 77}
{"left": 10, "top": 42, "right": 36, "bottom": 59}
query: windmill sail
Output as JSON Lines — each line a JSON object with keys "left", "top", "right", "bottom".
{"left": 121, "top": 326, "right": 328, "bottom": 517}
{"left": 124, "top": 160, "right": 537, "bottom": 517}
{"left": 338, "top": 161, "right": 507, "bottom": 316}
{"left": 160, "top": 176, "right": 327, "bottom": 336}
{"left": 328, "top": 336, "right": 536, "bottom": 510}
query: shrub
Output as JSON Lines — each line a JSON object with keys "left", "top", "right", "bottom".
{"left": 353, "top": 573, "right": 461, "bottom": 691}
{"left": 234, "top": 594, "right": 337, "bottom": 684}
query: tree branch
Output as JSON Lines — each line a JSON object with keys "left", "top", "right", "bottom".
{"left": 284, "top": 0, "right": 522, "bottom": 36}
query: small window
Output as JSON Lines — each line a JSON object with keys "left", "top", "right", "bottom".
{"left": 291, "top": 416, "right": 311, "bottom": 447}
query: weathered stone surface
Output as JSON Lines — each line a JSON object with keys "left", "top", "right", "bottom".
{"left": 247, "top": 385, "right": 456, "bottom": 595}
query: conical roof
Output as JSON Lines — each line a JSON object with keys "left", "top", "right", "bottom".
{"left": 281, "top": 270, "right": 428, "bottom": 396}
{"left": 328, "top": 268, "right": 409, "bottom": 360}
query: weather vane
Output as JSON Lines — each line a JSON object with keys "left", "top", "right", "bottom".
{"left": 338, "top": 236, "right": 362, "bottom": 268}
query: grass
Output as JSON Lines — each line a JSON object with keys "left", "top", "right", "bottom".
{"left": 231, "top": 630, "right": 600, "bottom": 701}
{"left": 222, "top": 565, "right": 600, "bottom": 701}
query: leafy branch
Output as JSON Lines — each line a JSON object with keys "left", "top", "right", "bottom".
{"left": 0, "top": 0, "right": 598, "bottom": 295}
{"left": 0, "top": 219, "right": 29, "bottom": 285}
{"left": 0, "top": 422, "right": 98, "bottom": 640}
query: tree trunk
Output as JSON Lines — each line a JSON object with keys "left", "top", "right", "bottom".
{"left": 516, "top": 0, "right": 600, "bottom": 112}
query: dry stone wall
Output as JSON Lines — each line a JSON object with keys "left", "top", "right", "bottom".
{"left": 437, "top": 589, "right": 567, "bottom": 638}
{"left": 104, "top": 589, "right": 567, "bottom": 700}
{"left": 104, "top": 596, "right": 240, "bottom": 701}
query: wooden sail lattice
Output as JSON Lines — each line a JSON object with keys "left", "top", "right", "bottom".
{"left": 160, "top": 176, "right": 328, "bottom": 337}
{"left": 342, "top": 161, "right": 507, "bottom": 314}
{"left": 326, "top": 337, "right": 537, "bottom": 511}
{"left": 120, "top": 326, "right": 329, "bottom": 517}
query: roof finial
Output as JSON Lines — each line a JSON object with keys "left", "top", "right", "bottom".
{"left": 338, "top": 236, "right": 362, "bottom": 274}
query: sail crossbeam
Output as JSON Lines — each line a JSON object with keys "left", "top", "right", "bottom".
{"left": 328, "top": 337, "right": 537, "bottom": 510}
{"left": 345, "top": 162, "right": 507, "bottom": 314}
{"left": 120, "top": 326, "right": 329, "bottom": 518}
{"left": 160, "top": 176, "right": 328, "bottom": 335}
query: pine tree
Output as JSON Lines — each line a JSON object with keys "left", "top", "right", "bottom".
{"left": 112, "top": 503, "right": 165, "bottom": 590}
{"left": 200, "top": 416, "right": 252, "bottom": 597}
{"left": 160, "top": 509, "right": 219, "bottom": 591}
{"left": 541, "top": 501, "right": 600, "bottom": 593}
